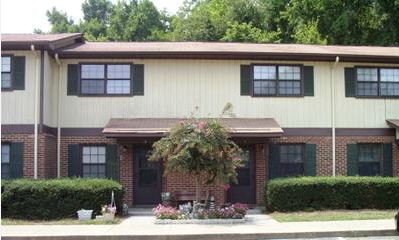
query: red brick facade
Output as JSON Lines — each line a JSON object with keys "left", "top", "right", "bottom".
{"left": 2, "top": 132, "right": 399, "bottom": 207}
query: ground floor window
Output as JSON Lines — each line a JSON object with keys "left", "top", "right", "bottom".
{"left": 82, "top": 146, "right": 106, "bottom": 178}
{"left": 279, "top": 144, "right": 304, "bottom": 177}
{"left": 1, "top": 144, "right": 10, "bottom": 179}
{"left": 357, "top": 144, "right": 382, "bottom": 176}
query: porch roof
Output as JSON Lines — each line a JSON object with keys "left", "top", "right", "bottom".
{"left": 102, "top": 118, "right": 283, "bottom": 138}
{"left": 387, "top": 119, "right": 399, "bottom": 128}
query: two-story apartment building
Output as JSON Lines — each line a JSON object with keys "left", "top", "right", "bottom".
{"left": 2, "top": 33, "right": 399, "bottom": 207}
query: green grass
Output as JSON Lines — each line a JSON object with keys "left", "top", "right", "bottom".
{"left": 1, "top": 217, "right": 124, "bottom": 225}
{"left": 270, "top": 210, "right": 397, "bottom": 222}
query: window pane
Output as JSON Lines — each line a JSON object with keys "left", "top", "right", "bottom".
{"left": 380, "top": 69, "right": 399, "bottom": 82}
{"left": 253, "top": 80, "right": 276, "bottom": 95}
{"left": 359, "top": 162, "right": 380, "bottom": 176}
{"left": 280, "top": 163, "right": 304, "bottom": 177}
{"left": 2, "top": 73, "right": 11, "bottom": 88}
{"left": 357, "top": 68, "right": 378, "bottom": 81}
{"left": 107, "top": 65, "right": 130, "bottom": 79}
{"left": 280, "top": 145, "right": 303, "bottom": 163}
{"left": 357, "top": 82, "right": 378, "bottom": 96}
{"left": 107, "top": 80, "right": 130, "bottom": 94}
{"left": 380, "top": 83, "right": 399, "bottom": 96}
{"left": 278, "top": 66, "right": 301, "bottom": 80}
{"left": 253, "top": 66, "right": 276, "bottom": 80}
{"left": 82, "top": 146, "right": 106, "bottom": 178}
{"left": 81, "top": 65, "right": 104, "bottom": 79}
{"left": 278, "top": 81, "right": 301, "bottom": 95}
{"left": 2, "top": 57, "right": 11, "bottom": 72}
{"left": 358, "top": 144, "right": 381, "bottom": 162}
{"left": 83, "top": 147, "right": 90, "bottom": 155}
{"left": 1, "top": 163, "right": 10, "bottom": 179}
{"left": 2, "top": 145, "right": 10, "bottom": 163}
{"left": 81, "top": 79, "right": 105, "bottom": 94}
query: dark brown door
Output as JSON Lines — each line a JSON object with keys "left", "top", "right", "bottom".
{"left": 228, "top": 145, "right": 256, "bottom": 204}
{"left": 133, "top": 145, "right": 162, "bottom": 205}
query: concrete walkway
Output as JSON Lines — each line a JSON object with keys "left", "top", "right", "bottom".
{"left": 1, "top": 211, "right": 398, "bottom": 240}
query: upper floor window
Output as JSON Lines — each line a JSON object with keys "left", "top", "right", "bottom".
{"left": 253, "top": 65, "right": 302, "bottom": 96}
{"left": 2, "top": 56, "right": 12, "bottom": 89}
{"left": 80, "top": 64, "right": 131, "bottom": 95}
{"left": 1, "top": 144, "right": 11, "bottom": 179}
{"left": 356, "top": 67, "right": 399, "bottom": 97}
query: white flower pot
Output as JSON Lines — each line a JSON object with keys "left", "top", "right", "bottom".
{"left": 77, "top": 209, "right": 93, "bottom": 221}
{"left": 102, "top": 212, "right": 115, "bottom": 221}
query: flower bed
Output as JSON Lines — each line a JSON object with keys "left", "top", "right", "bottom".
{"left": 153, "top": 203, "right": 248, "bottom": 224}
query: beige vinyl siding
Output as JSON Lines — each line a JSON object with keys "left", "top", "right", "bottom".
{"left": 59, "top": 59, "right": 332, "bottom": 128}
{"left": 335, "top": 63, "right": 399, "bottom": 128}
{"left": 43, "top": 52, "right": 58, "bottom": 127}
{"left": 1, "top": 51, "right": 37, "bottom": 124}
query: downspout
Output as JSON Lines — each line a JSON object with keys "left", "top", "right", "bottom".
{"left": 331, "top": 56, "right": 339, "bottom": 177}
{"left": 55, "top": 53, "right": 62, "bottom": 178}
{"left": 31, "top": 45, "right": 39, "bottom": 179}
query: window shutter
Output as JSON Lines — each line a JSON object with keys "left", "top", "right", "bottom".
{"left": 303, "top": 66, "right": 314, "bottom": 96}
{"left": 305, "top": 144, "right": 317, "bottom": 176}
{"left": 383, "top": 143, "right": 393, "bottom": 177}
{"left": 269, "top": 144, "right": 280, "bottom": 179}
{"left": 68, "top": 144, "right": 80, "bottom": 177}
{"left": 240, "top": 65, "right": 251, "bottom": 96}
{"left": 67, "top": 64, "right": 79, "bottom": 95}
{"left": 10, "top": 142, "right": 23, "bottom": 178}
{"left": 347, "top": 144, "right": 358, "bottom": 176}
{"left": 345, "top": 68, "right": 356, "bottom": 97}
{"left": 132, "top": 64, "right": 144, "bottom": 95}
{"left": 106, "top": 144, "right": 118, "bottom": 181}
{"left": 12, "top": 56, "right": 26, "bottom": 90}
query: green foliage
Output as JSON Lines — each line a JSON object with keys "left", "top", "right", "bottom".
{"left": 41, "top": 0, "right": 399, "bottom": 45}
{"left": 265, "top": 177, "right": 399, "bottom": 212}
{"left": 149, "top": 104, "right": 242, "bottom": 202}
{"left": 1, "top": 178, "right": 124, "bottom": 220}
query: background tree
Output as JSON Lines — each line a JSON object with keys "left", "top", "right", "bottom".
{"left": 46, "top": 7, "right": 79, "bottom": 33}
{"left": 149, "top": 104, "right": 242, "bottom": 203}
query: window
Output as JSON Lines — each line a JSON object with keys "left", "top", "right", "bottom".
{"left": 2, "top": 56, "right": 11, "bottom": 89}
{"left": 253, "top": 65, "right": 302, "bottom": 96}
{"left": 1, "top": 144, "right": 10, "bottom": 179}
{"left": 358, "top": 144, "right": 381, "bottom": 176}
{"left": 279, "top": 145, "right": 304, "bottom": 177}
{"left": 80, "top": 64, "right": 131, "bottom": 95}
{"left": 82, "top": 146, "right": 106, "bottom": 178}
{"left": 356, "top": 67, "right": 399, "bottom": 97}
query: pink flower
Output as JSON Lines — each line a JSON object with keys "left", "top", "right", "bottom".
{"left": 179, "top": 120, "right": 185, "bottom": 125}
{"left": 222, "top": 184, "right": 230, "bottom": 191}
{"left": 198, "top": 121, "right": 206, "bottom": 130}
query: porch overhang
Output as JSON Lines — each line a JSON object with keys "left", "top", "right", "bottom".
{"left": 102, "top": 118, "right": 283, "bottom": 138}
{"left": 386, "top": 119, "right": 399, "bottom": 140}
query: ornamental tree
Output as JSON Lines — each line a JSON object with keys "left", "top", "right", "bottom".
{"left": 149, "top": 104, "right": 242, "bottom": 204}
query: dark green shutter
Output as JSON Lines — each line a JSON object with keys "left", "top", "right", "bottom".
{"left": 67, "top": 64, "right": 79, "bottom": 95}
{"left": 269, "top": 144, "right": 280, "bottom": 179}
{"left": 347, "top": 144, "right": 358, "bottom": 176}
{"left": 132, "top": 64, "right": 144, "bottom": 95}
{"left": 345, "top": 68, "right": 356, "bottom": 97}
{"left": 68, "top": 144, "right": 80, "bottom": 177}
{"left": 106, "top": 144, "right": 118, "bottom": 181}
{"left": 240, "top": 65, "right": 251, "bottom": 95}
{"left": 10, "top": 142, "right": 23, "bottom": 178}
{"left": 12, "top": 56, "right": 26, "bottom": 90}
{"left": 303, "top": 66, "right": 314, "bottom": 96}
{"left": 305, "top": 144, "right": 317, "bottom": 176}
{"left": 383, "top": 143, "right": 393, "bottom": 177}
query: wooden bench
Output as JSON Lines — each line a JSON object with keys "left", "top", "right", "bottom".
{"left": 174, "top": 191, "right": 210, "bottom": 206}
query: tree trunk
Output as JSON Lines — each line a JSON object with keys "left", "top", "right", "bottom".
{"left": 195, "top": 175, "right": 202, "bottom": 203}
{"left": 204, "top": 186, "right": 210, "bottom": 207}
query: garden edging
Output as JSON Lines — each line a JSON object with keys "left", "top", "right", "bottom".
{"left": 154, "top": 218, "right": 246, "bottom": 224}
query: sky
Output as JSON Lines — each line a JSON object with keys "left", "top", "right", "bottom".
{"left": 1, "top": 0, "right": 184, "bottom": 34}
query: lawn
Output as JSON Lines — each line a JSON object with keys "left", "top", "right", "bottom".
{"left": 270, "top": 210, "right": 397, "bottom": 222}
{"left": 1, "top": 217, "right": 124, "bottom": 225}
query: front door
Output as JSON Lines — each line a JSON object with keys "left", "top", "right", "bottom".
{"left": 228, "top": 145, "right": 256, "bottom": 204}
{"left": 133, "top": 145, "right": 162, "bottom": 205}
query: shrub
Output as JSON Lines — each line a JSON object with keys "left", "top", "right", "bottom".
{"left": 152, "top": 204, "right": 188, "bottom": 220}
{"left": 1, "top": 178, "right": 124, "bottom": 220}
{"left": 265, "top": 176, "right": 399, "bottom": 212}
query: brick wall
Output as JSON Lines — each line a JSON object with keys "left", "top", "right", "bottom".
{"left": 44, "top": 134, "right": 57, "bottom": 178}
{"left": 119, "top": 145, "right": 133, "bottom": 207}
{"left": 255, "top": 143, "right": 266, "bottom": 205}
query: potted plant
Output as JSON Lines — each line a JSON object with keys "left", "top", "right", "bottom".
{"left": 102, "top": 204, "right": 116, "bottom": 221}
{"left": 77, "top": 209, "right": 93, "bottom": 221}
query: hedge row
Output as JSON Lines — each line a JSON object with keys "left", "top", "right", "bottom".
{"left": 265, "top": 177, "right": 399, "bottom": 212}
{"left": 1, "top": 178, "right": 124, "bottom": 220}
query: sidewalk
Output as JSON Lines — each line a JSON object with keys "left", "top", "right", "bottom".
{"left": 1, "top": 212, "right": 397, "bottom": 240}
